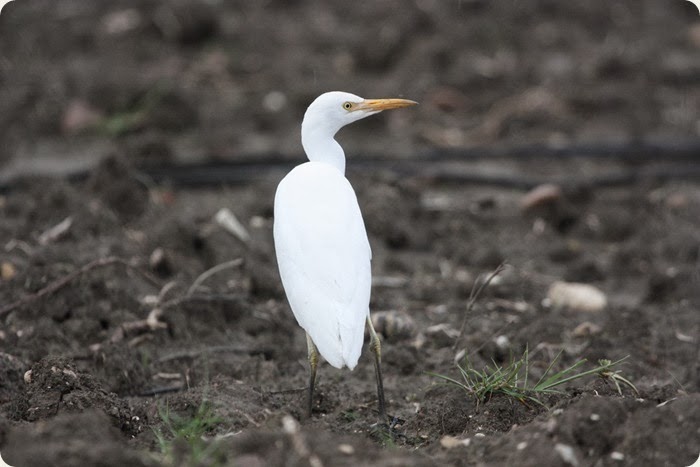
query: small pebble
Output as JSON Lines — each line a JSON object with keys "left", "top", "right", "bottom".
{"left": 554, "top": 443, "right": 580, "bottom": 466}
{"left": 572, "top": 321, "right": 602, "bottom": 337}
{"left": 281, "top": 415, "right": 299, "bottom": 434}
{"left": 440, "top": 435, "right": 471, "bottom": 449}
{"left": 263, "top": 91, "right": 288, "bottom": 113}
{"left": 665, "top": 193, "right": 688, "bottom": 209}
{"left": 337, "top": 444, "right": 355, "bottom": 455}
{"left": 547, "top": 281, "right": 607, "bottom": 313}
{"left": 100, "top": 9, "right": 143, "bottom": 35}
{"left": 610, "top": 452, "right": 625, "bottom": 461}
{"left": 1, "top": 262, "right": 16, "bottom": 280}
{"left": 495, "top": 335, "right": 510, "bottom": 349}
{"left": 149, "top": 248, "right": 171, "bottom": 276}
{"left": 520, "top": 184, "right": 562, "bottom": 212}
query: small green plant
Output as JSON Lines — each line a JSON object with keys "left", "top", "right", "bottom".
{"left": 369, "top": 422, "right": 398, "bottom": 448}
{"left": 597, "top": 358, "right": 639, "bottom": 396}
{"left": 430, "top": 348, "right": 636, "bottom": 408}
{"left": 154, "top": 400, "right": 225, "bottom": 467}
{"left": 339, "top": 409, "right": 360, "bottom": 423}
{"left": 97, "top": 86, "right": 169, "bottom": 137}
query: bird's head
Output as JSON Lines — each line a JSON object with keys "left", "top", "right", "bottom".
{"left": 300, "top": 91, "right": 417, "bottom": 172}
{"left": 302, "top": 91, "right": 417, "bottom": 136}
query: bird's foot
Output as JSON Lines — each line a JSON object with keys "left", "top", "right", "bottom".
{"left": 369, "top": 414, "right": 406, "bottom": 445}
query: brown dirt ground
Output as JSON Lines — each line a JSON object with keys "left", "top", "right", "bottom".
{"left": 1, "top": 1, "right": 700, "bottom": 466}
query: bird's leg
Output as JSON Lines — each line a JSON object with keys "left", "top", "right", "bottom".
{"left": 366, "top": 316, "right": 386, "bottom": 420}
{"left": 306, "top": 333, "right": 319, "bottom": 418}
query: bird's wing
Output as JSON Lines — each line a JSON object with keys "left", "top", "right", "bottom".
{"left": 273, "top": 162, "right": 371, "bottom": 370}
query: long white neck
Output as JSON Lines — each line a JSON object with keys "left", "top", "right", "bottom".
{"left": 301, "top": 115, "right": 346, "bottom": 174}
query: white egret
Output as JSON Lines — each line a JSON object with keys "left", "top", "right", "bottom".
{"left": 274, "top": 91, "right": 417, "bottom": 418}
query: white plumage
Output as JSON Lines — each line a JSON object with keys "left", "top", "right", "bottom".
{"left": 274, "top": 161, "right": 371, "bottom": 369}
{"left": 273, "top": 91, "right": 416, "bottom": 416}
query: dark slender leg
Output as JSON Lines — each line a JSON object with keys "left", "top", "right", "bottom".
{"left": 366, "top": 316, "right": 386, "bottom": 420}
{"left": 306, "top": 333, "right": 319, "bottom": 418}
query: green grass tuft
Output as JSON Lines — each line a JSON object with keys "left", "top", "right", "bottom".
{"left": 429, "top": 347, "right": 637, "bottom": 408}
{"left": 153, "top": 400, "right": 225, "bottom": 467}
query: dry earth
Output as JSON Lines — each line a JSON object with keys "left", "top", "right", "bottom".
{"left": 1, "top": 1, "right": 699, "bottom": 466}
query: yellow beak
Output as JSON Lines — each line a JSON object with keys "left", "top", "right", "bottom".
{"left": 356, "top": 98, "right": 418, "bottom": 112}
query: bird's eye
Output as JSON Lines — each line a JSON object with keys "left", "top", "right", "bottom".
{"left": 343, "top": 102, "right": 353, "bottom": 110}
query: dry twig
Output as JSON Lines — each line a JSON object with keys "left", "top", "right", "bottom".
{"left": 453, "top": 262, "right": 508, "bottom": 350}
{"left": 158, "top": 344, "right": 272, "bottom": 363}
{"left": 186, "top": 258, "right": 244, "bottom": 296}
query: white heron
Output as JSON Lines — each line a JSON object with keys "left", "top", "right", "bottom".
{"left": 273, "top": 91, "right": 417, "bottom": 418}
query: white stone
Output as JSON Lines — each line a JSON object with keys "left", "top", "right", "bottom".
{"left": 547, "top": 281, "right": 607, "bottom": 313}
{"left": 554, "top": 443, "right": 580, "bottom": 466}
{"left": 610, "top": 451, "right": 625, "bottom": 461}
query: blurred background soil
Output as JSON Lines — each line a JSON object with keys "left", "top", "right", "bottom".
{"left": 0, "top": 1, "right": 699, "bottom": 466}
